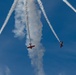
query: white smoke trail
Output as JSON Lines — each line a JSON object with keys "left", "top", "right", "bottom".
{"left": 63, "top": 0, "right": 76, "bottom": 13}
{"left": 37, "top": 0, "right": 60, "bottom": 42}
{"left": 13, "top": 0, "right": 26, "bottom": 38}
{"left": 0, "top": 0, "right": 19, "bottom": 34}
{"left": 25, "top": 0, "right": 45, "bottom": 75}
{"left": 1, "top": 0, "right": 45, "bottom": 75}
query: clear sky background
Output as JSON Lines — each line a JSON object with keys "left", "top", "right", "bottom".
{"left": 0, "top": 0, "right": 76, "bottom": 75}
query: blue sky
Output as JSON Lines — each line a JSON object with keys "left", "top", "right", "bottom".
{"left": 0, "top": 0, "right": 76, "bottom": 75}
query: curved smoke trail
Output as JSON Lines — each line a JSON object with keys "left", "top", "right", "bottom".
{"left": 37, "top": 0, "right": 60, "bottom": 42}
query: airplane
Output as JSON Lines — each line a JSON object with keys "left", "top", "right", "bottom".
{"left": 27, "top": 43, "right": 35, "bottom": 49}
{"left": 60, "top": 41, "right": 63, "bottom": 48}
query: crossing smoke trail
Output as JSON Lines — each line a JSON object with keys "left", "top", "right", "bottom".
{"left": 37, "top": 0, "right": 60, "bottom": 42}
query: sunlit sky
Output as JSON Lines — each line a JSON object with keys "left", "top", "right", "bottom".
{"left": 0, "top": 0, "right": 76, "bottom": 75}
